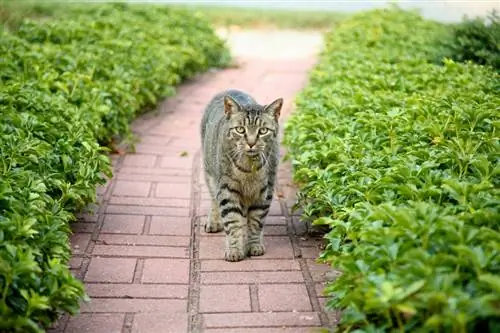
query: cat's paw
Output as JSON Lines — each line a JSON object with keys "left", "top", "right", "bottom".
{"left": 225, "top": 247, "right": 246, "bottom": 262}
{"left": 248, "top": 243, "right": 265, "bottom": 256}
{"left": 204, "top": 221, "right": 223, "bottom": 233}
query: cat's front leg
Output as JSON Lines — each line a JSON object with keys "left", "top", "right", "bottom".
{"left": 247, "top": 185, "right": 273, "bottom": 256}
{"left": 217, "top": 185, "right": 247, "bottom": 262}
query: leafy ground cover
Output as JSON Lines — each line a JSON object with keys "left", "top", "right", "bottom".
{"left": 283, "top": 7, "right": 500, "bottom": 332}
{"left": 446, "top": 9, "right": 500, "bottom": 71}
{"left": 0, "top": 3, "right": 230, "bottom": 332}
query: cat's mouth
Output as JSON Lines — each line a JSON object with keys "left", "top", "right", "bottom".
{"left": 245, "top": 150, "right": 259, "bottom": 157}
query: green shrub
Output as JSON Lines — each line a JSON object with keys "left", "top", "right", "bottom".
{"left": 0, "top": 4, "right": 230, "bottom": 332}
{"left": 448, "top": 10, "right": 500, "bottom": 71}
{"left": 283, "top": 7, "right": 500, "bottom": 332}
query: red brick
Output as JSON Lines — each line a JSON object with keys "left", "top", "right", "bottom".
{"left": 138, "top": 135, "right": 174, "bottom": 146}
{"left": 199, "top": 285, "right": 251, "bottom": 313}
{"left": 200, "top": 259, "right": 300, "bottom": 272}
{"left": 300, "top": 247, "right": 321, "bottom": 259}
{"left": 132, "top": 313, "right": 188, "bottom": 333}
{"left": 117, "top": 172, "right": 191, "bottom": 183}
{"left": 81, "top": 298, "right": 187, "bottom": 313}
{"left": 268, "top": 201, "right": 282, "bottom": 215}
{"left": 71, "top": 233, "right": 91, "bottom": 255}
{"left": 258, "top": 284, "right": 312, "bottom": 311}
{"left": 142, "top": 258, "right": 190, "bottom": 283}
{"left": 86, "top": 283, "right": 188, "bottom": 299}
{"left": 65, "top": 314, "right": 124, "bottom": 333}
{"left": 155, "top": 182, "right": 191, "bottom": 199}
{"left": 112, "top": 180, "right": 151, "bottom": 197}
{"left": 69, "top": 257, "right": 83, "bottom": 269}
{"left": 265, "top": 216, "right": 287, "bottom": 225}
{"left": 84, "top": 257, "right": 136, "bottom": 283}
{"left": 109, "top": 197, "right": 190, "bottom": 208}
{"left": 120, "top": 166, "right": 191, "bottom": 176}
{"left": 101, "top": 214, "right": 145, "bottom": 234}
{"left": 134, "top": 143, "right": 197, "bottom": 155}
{"left": 265, "top": 225, "right": 288, "bottom": 236}
{"left": 93, "top": 244, "right": 188, "bottom": 258}
{"left": 96, "top": 185, "right": 108, "bottom": 196}
{"left": 204, "top": 329, "right": 320, "bottom": 333}
{"left": 315, "top": 282, "right": 328, "bottom": 297}
{"left": 201, "top": 271, "right": 304, "bottom": 284}
{"left": 202, "top": 312, "right": 321, "bottom": 328}
{"left": 307, "top": 259, "right": 338, "bottom": 282}
{"left": 159, "top": 156, "right": 193, "bottom": 169}
{"left": 123, "top": 154, "right": 157, "bottom": 167}
{"left": 106, "top": 205, "right": 189, "bottom": 217}
{"left": 98, "top": 234, "right": 190, "bottom": 247}
{"left": 199, "top": 236, "right": 294, "bottom": 259}
{"left": 149, "top": 216, "right": 191, "bottom": 236}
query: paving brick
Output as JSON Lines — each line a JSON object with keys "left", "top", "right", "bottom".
{"left": 70, "top": 233, "right": 91, "bottom": 255}
{"left": 201, "top": 271, "right": 304, "bottom": 284}
{"left": 315, "top": 282, "right": 328, "bottom": 297}
{"left": 65, "top": 314, "right": 124, "bottom": 333}
{"left": 98, "top": 234, "right": 190, "bottom": 247}
{"left": 149, "top": 216, "right": 191, "bottom": 236}
{"left": 132, "top": 313, "right": 188, "bottom": 333}
{"left": 84, "top": 257, "right": 136, "bottom": 283}
{"left": 268, "top": 200, "right": 282, "bottom": 215}
{"left": 258, "top": 284, "right": 312, "bottom": 311}
{"left": 69, "top": 257, "right": 83, "bottom": 269}
{"left": 81, "top": 298, "right": 187, "bottom": 313}
{"left": 93, "top": 245, "right": 188, "bottom": 258}
{"left": 117, "top": 172, "right": 191, "bottom": 183}
{"left": 138, "top": 135, "right": 174, "bottom": 145}
{"left": 200, "top": 259, "right": 300, "bottom": 272}
{"left": 123, "top": 154, "right": 157, "bottom": 167}
{"left": 199, "top": 236, "right": 294, "bottom": 259}
{"left": 112, "top": 180, "right": 150, "bottom": 197}
{"left": 159, "top": 156, "right": 193, "bottom": 169}
{"left": 120, "top": 166, "right": 192, "bottom": 176}
{"left": 109, "top": 197, "right": 190, "bottom": 208}
{"left": 204, "top": 329, "right": 321, "bottom": 333}
{"left": 86, "top": 283, "right": 188, "bottom": 299}
{"left": 265, "top": 216, "right": 287, "bottom": 225}
{"left": 265, "top": 225, "right": 288, "bottom": 236}
{"left": 101, "top": 214, "right": 145, "bottom": 234}
{"left": 155, "top": 182, "right": 191, "bottom": 199}
{"left": 142, "top": 259, "right": 190, "bottom": 283}
{"left": 106, "top": 205, "right": 190, "bottom": 217}
{"left": 306, "top": 259, "right": 339, "bottom": 282}
{"left": 299, "top": 247, "right": 321, "bottom": 259}
{"left": 202, "top": 312, "right": 321, "bottom": 328}
{"left": 199, "top": 285, "right": 251, "bottom": 313}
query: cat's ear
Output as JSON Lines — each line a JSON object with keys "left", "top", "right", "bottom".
{"left": 224, "top": 95, "right": 241, "bottom": 118}
{"left": 264, "top": 97, "right": 283, "bottom": 120}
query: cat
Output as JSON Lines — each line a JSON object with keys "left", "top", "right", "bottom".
{"left": 200, "top": 89, "right": 283, "bottom": 262}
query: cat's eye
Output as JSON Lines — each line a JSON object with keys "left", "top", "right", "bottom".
{"left": 258, "top": 128, "right": 269, "bottom": 135}
{"left": 235, "top": 126, "right": 246, "bottom": 134}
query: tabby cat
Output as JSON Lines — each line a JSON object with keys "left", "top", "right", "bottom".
{"left": 200, "top": 89, "right": 283, "bottom": 262}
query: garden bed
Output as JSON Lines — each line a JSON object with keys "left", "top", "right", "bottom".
{"left": 0, "top": 3, "right": 230, "bottom": 332}
{"left": 283, "top": 7, "right": 500, "bottom": 332}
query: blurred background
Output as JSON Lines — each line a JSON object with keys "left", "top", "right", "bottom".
{"left": 127, "top": 0, "right": 499, "bottom": 22}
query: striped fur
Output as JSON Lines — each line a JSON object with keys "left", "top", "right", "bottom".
{"left": 200, "top": 89, "right": 283, "bottom": 262}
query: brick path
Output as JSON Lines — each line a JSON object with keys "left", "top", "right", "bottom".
{"left": 54, "top": 30, "right": 337, "bottom": 333}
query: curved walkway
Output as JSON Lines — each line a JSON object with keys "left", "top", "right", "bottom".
{"left": 52, "top": 30, "right": 336, "bottom": 333}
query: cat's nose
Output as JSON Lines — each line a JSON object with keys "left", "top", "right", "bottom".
{"left": 247, "top": 143, "right": 255, "bottom": 149}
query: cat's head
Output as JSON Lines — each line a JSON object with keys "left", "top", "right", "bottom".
{"left": 223, "top": 95, "right": 283, "bottom": 159}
